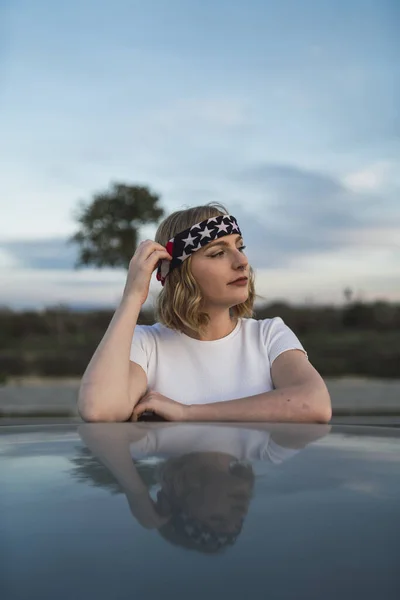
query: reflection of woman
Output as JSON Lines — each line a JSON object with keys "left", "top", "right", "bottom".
{"left": 78, "top": 423, "right": 330, "bottom": 553}
{"left": 148, "top": 452, "right": 254, "bottom": 552}
{"left": 78, "top": 203, "right": 332, "bottom": 424}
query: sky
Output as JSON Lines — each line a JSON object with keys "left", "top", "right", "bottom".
{"left": 1, "top": 0, "right": 399, "bottom": 310}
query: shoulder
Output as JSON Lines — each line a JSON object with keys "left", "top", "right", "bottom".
{"left": 240, "top": 316, "right": 286, "bottom": 337}
{"left": 131, "top": 323, "right": 178, "bottom": 364}
{"left": 133, "top": 322, "right": 177, "bottom": 344}
{"left": 261, "top": 316, "right": 308, "bottom": 363}
{"left": 241, "top": 316, "right": 307, "bottom": 362}
{"left": 259, "top": 316, "right": 287, "bottom": 336}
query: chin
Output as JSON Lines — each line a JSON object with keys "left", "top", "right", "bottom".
{"left": 228, "top": 290, "right": 249, "bottom": 305}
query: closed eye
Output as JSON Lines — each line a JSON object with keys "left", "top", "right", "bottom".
{"left": 210, "top": 245, "right": 246, "bottom": 258}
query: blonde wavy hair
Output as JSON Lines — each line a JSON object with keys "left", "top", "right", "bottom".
{"left": 155, "top": 203, "right": 255, "bottom": 335}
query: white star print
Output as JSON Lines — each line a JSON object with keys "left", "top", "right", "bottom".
{"left": 182, "top": 232, "right": 198, "bottom": 247}
{"left": 177, "top": 249, "right": 191, "bottom": 261}
{"left": 207, "top": 217, "right": 219, "bottom": 224}
{"left": 199, "top": 226, "right": 212, "bottom": 240}
{"left": 217, "top": 221, "right": 229, "bottom": 233}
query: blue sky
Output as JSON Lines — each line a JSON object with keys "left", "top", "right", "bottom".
{"left": 1, "top": 0, "right": 399, "bottom": 309}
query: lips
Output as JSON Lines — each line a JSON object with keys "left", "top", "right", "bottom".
{"left": 228, "top": 277, "right": 248, "bottom": 285}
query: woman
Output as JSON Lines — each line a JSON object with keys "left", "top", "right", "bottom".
{"left": 78, "top": 421, "right": 331, "bottom": 553}
{"left": 78, "top": 203, "right": 331, "bottom": 423}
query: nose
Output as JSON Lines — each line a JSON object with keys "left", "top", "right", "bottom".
{"left": 233, "top": 248, "right": 248, "bottom": 270}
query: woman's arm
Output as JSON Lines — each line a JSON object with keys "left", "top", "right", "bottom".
{"left": 77, "top": 296, "right": 145, "bottom": 422}
{"left": 77, "top": 240, "right": 172, "bottom": 423}
{"left": 78, "top": 423, "right": 148, "bottom": 493}
{"left": 187, "top": 350, "right": 331, "bottom": 423}
{"left": 78, "top": 424, "right": 170, "bottom": 528}
{"left": 187, "top": 421, "right": 331, "bottom": 448}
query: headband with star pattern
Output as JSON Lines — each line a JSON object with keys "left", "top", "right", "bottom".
{"left": 156, "top": 214, "right": 242, "bottom": 285}
{"left": 171, "top": 510, "right": 243, "bottom": 551}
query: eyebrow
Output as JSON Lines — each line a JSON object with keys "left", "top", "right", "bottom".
{"left": 205, "top": 235, "right": 243, "bottom": 250}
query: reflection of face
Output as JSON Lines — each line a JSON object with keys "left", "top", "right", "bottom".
{"left": 167, "top": 453, "right": 253, "bottom": 535}
{"left": 190, "top": 234, "right": 249, "bottom": 309}
{"left": 187, "top": 471, "right": 251, "bottom": 534}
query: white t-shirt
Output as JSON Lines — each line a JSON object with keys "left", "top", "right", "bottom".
{"left": 129, "top": 424, "right": 300, "bottom": 465}
{"left": 129, "top": 316, "right": 308, "bottom": 405}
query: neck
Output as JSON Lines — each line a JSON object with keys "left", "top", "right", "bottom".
{"left": 184, "top": 308, "right": 238, "bottom": 341}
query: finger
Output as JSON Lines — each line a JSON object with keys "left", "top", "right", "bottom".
{"left": 131, "top": 242, "right": 163, "bottom": 263}
{"left": 133, "top": 392, "right": 161, "bottom": 415}
{"left": 137, "top": 396, "right": 149, "bottom": 405}
{"left": 144, "top": 248, "right": 172, "bottom": 261}
{"left": 133, "top": 240, "right": 150, "bottom": 257}
{"left": 146, "top": 251, "right": 173, "bottom": 270}
{"left": 139, "top": 241, "right": 170, "bottom": 260}
{"left": 133, "top": 400, "right": 151, "bottom": 418}
{"left": 139, "top": 389, "right": 155, "bottom": 401}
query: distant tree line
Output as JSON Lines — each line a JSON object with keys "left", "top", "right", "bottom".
{"left": 0, "top": 299, "right": 399, "bottom": 380}
{"left": 1, "top": 182, "right": 398, "bottom": 381}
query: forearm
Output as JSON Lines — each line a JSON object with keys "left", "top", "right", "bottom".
{"left": 78, "top": 424, "right": 169, "bottom": 529}
{"left": 77, "top": 295, "right": 142, "bottom": 422}
{"left": 78, "top": 424, "right": 148, "bottom": 493}
{"left": 187, "top": 382, "right": 332, "bottom": 424}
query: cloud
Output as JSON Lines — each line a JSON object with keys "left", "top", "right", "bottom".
{"left": 1, "top": 160, "right": 399, "bottom": 308}
{"left": 239, "top": 162, "right": 366, "bottom": 223}
{"left": 1, "top": 160, "right": 398, "bottom": 277}
{"left": 0, "top": 261, "right": 171, "bottom": 311}
{"left": 232, "top": 162, "right": 398, "bottom": 268}
{"left": 0, "top": 266, "right": 128, "bottom": 311}
{"left": 0, "top": 238, "right": 79, "bottom": 270}
{"left": 0, "top": 248, "right": 22, "bottom": 268}
{"left": 334, "top": 226, "right": 400, "bottom": 250}
{"left": 342, "top": 162, "right": 393, "bottom": 192}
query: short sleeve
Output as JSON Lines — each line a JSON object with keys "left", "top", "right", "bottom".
{"left": 129, "top": 325, "right": 150, "bottom": 374}
{"left": 263, "top": 317, "right": 308, "bottom": 366}
{"left": 262, "top": 438, "right": 300, "bottom": 464}
{"left": 129, "top": 431, "right": 159, "bottom": 460}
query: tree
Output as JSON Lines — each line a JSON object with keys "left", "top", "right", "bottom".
{"left": 69, "top": 446, "right": 159, "bottom": 495}
{"left": 343, "top": 287, "right": 353, "bottom": 304}
{"left": 69, "top": 183, "right": 165, "bottom": 269}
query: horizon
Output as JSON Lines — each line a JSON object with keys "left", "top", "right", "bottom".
{"left": 1, "top": 0, "right": 399, "bottom": 309}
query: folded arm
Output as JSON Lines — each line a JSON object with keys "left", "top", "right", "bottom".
{"left": 78, "top": 424, "right": 170, "bottom": 528}
{"left": 188, "top": 350, "right": 332, "bottom": 424}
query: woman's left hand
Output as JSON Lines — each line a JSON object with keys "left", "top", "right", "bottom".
{"left": 130, "top": 390, "right": 190, "bottom": 422}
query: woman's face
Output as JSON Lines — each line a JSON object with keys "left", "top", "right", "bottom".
{"left": 187, "top": 470, "right": 251, "bottom": 534}
{"left": 190, "top": 233, "right": 250, "bottom": 309}
{"left": 168, "top": 453, "right": 253, "bottom": 534}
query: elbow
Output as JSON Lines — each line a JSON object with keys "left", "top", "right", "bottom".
{"left": 77, "top": 401, "right": 104, "bottom": 423}
{"left": 311, "top": 378, "right": 332, "bottom": 424}
{"left": 77, "top": 385, "right": 96, "bottom": 422}
{"left": 314, "top": 392, "right": 332, "bottom": 424}
{"left": 301, "top": 382, "right": 332, "bottom": 424}
{"left": 78, "top": 405, "right": 127, "bottom": 423}
{"left": 291, "top": 379, "right": 332, "bottom": 424}
{"left": 315, "top": 405, "right": 332, "bottom": 424}
{"left": 77, "top": 383, "right": 132, "bottom": 422}
{"left": 77, "top": 397, "right": 130, "bottom": 423}
{"left": 77, "top": 390, "right": 99, "bottom": 422}
{"left": 78, "top": 408, "right": 99, "bottom": 423}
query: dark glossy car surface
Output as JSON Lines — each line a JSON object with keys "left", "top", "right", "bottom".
{"left": 1, "top": 421, "right": 399, "bottom": 600}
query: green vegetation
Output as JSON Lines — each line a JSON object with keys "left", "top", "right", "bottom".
{"left": 1, "top": 182, "right": 398, "bottom": 381}
{"left": 69, "top": 182, "right": 164, "bottom": 269}
{"left": 0, "top": 300, "right": 399, "bottom": 380}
